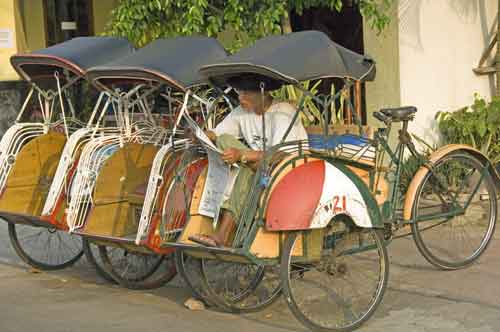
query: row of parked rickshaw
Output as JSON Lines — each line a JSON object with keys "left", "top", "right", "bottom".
{"left": 1, "top": 30, "right": 498, "bottom": 331}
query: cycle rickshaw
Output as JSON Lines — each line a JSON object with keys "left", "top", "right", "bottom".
{"left": 0, "top": 37, "right": 133, "bottom": 270}
{"left": 68, "top": 37, "right": 229, "bottom": 289}
{"left": 161, "top": 31, "right": 498, "bottom": 331}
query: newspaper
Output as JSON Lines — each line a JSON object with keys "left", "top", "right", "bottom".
{"left": 184, "top": 113, "right": 221, "bottom": 153}
{"left": 184, "top": 113, "right": 239, "bottom": 220}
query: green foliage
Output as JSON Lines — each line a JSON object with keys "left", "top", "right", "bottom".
{"left": 272, "top": 80, "right": 350, "bottom": 127}
{"left": 358, "top": 0, "right": 392, "bottom": 34}
{"left": 272, "top": 80, "right": 323, "bottom": 127}
{"left": 399, "top": 136, "right": 435, "bottom": 193}
{"left": 106, "top": 0, "right": 393, "bottom": 49}
{"left": 435, "top": 95, "right": 500, "bottom": 164}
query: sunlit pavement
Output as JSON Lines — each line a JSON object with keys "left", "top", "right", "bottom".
{"left": 0, "top": 221, "right": 499, "bottom": 332}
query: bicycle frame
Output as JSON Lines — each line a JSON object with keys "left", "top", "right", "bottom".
{"left": 372, "top": 118, "right": 490, "bottom": 230}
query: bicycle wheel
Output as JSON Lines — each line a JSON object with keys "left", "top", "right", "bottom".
{"left": 8, "top": 223, "right": 83, "bottom": 270}
{"left": 281, "top": 219, "right": 388, "bottom": 332}
{"left": 200, "top": 259, "right": 282, "bottom": 313}
{"left": 174, "top": 250, "right": 215, "bottom": 306}
{"left": 82, "top": 239, "right": 115, "bottom": 283}
{"left": 98, "top": 245, "right": 176, "bottom": 290}
{"left": 411, "top": 152, "right": 497, "bottom": 270}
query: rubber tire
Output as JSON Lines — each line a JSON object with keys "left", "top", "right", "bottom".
{"left": 411, "top": 152, "right": 497, "bottom": 270}
{"left": 280, "top": 230, "right": 389, "bottom": 332}
{"left": 98, "top": 245, "right": 176, "bottom": 290}
{"left": 174, "top": 250, "right": 215, "bottom": 306}
{"left": 82, "top": 238, "right": 116, "bottom": 283}
{"left": 8, "top": 223, "right": 83, "bottom": 271}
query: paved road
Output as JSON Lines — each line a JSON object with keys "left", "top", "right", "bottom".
{"left": 0, "top": 221, "right": 499, "bottom": 332}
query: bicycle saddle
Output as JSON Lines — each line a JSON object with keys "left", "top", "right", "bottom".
{"left": 379, "top": 106, "right": 417, "bottom": 122}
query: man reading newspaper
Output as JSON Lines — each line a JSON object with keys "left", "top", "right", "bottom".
{"left": 189, "top": 74, "right": 308, "bottom": 247}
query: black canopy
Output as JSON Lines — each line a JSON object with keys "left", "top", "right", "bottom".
{"left": 200, "top": 30, "right": 376, "bottom": 87}
{"left": 11, "top": 37, "right": 134, "bottom": 82}
{"left": 86, "top": 37, "right": 228, "bottom": 91}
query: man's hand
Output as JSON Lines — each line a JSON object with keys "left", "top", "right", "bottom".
{"left": 222, "top": 148, "right": 242, "bottom": 164}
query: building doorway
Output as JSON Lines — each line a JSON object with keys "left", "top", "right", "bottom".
{"left": 44, "top": 0, "right": 93, "bottom": 46}
{"left": 43, "top": 0, "right": 95, "bottom": 118}
{"left": 290, "top": 1, "right": 367, "bottom": 124}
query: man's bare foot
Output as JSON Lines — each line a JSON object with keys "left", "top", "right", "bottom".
{"left": 188, "top": 211, "right": 236, "bottom": 247}
{"left": 188, "top": 234, "right": 219, "bottom": 247}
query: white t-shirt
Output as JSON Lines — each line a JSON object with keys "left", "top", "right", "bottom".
{"left": 214, "top": 102, "right": 308, "bottom": 150}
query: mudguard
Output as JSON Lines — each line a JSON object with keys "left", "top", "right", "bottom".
{"left": 403, "top": 144, "right": 499, "bottom": 221}
{"left": 265, "top": 159, "right": 383, "bottom": 231}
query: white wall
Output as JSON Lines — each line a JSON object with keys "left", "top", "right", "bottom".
{"left": 398, "top": 0, "right": 497, "bottom": 143}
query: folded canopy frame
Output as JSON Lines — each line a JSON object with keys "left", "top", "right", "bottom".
{"left": 199, "top": 30, "right": 375, "bottom": 147}
{"left": 86, "top": 36, "right": 228, "bottom": 92}
{"left": 199, "top": 30, "right": 376, "bottom": 88}
{"left": 66, "top": 37, "right": 230, "bottom": 243}
{"left": 11, "top": 37, "right": 134, "bottom": 83}
{"left": 0, "top": 37, "right": 135, "bottom": 217}
{"left": 10, "top": 37, "right": 135, "bottom": 131}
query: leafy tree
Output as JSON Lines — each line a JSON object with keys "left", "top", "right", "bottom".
{"left": 106, "top": 0, "right": 393, "bottom": 49}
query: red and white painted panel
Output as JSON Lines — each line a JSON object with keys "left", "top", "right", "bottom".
{"left": 266, "top": 160, "right": 372, "bottom": 231}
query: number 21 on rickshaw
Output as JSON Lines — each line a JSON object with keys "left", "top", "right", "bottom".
{"left": 322, "top": 195, "right": 347, "bottom": 214}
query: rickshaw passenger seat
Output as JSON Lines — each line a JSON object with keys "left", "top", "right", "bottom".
{"left": 133, "top": 183, "right": 147, "bottom": 196}
{"left": 380, "top": 106, "right": 417, "bottom": 122}
{"left": 129, "top": 183, "right": 148, "bottom": 205}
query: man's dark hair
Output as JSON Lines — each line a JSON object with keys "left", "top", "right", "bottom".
{"left": 227, "top": 73, "right": 282, "bottom": 91}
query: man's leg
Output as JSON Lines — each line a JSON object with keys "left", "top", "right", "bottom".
{"left": 212, "top": 163, "right": 255, "bottom": 245}
{"left": 189, "top": 134, "right": 255, "bottom": 247}
{"left": 209, "top": 211, "right": 235, "bottom": 246}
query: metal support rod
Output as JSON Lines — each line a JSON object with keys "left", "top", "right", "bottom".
{"left": 86, "top": 91, "right": 105, "bottom": 127}
{"left": 280, "top": 95, "right": 306, "bottom": 143}
{"left": 55, "top": 72, "right": 70, "bottom": 138}
{"left": 15, "top": 86, "right": 34, "bottom": 123}
{"left": 65, "top": 92, "right": 77, "bottom": 119}
{"left": 260, "top": 82, "right": 266, "bottom": 152}
{"left": 345, "top": 86, "right": 352, "bottom": 125}
{"left": 91, "top": 97, "right": 112, "bottom": 136}
{"left": 125, "top": 84, "right": 161, "bottom": 110}
{"left": 170, "top": 90, "right": 191, "bottom": 143}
